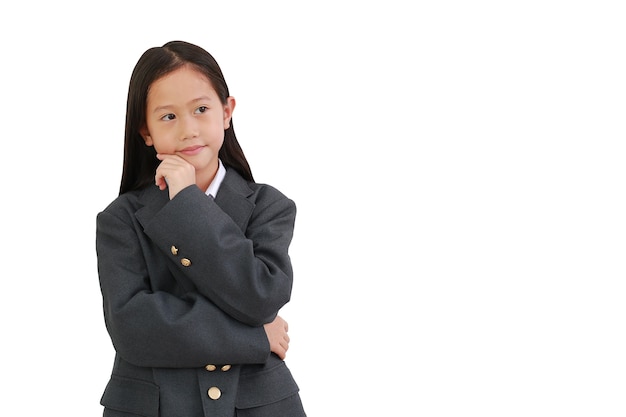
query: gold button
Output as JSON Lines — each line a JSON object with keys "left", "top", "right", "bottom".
{"left": 221, "top": 364, "right": 231, "bottom": 372}
{"left": 170, "top": 246, "right": 178, "bottom": 255}
{"left": 208, "top": 386, "right": 221, "bottom": 400}
{"left": 181, "top": 258, "right": 191, "bottom": 267}
{"left": 205, "top": 364, "right": 216, "bottom": 371}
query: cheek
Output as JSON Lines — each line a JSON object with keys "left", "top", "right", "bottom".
{"left": 207, "top": 123, "right": 226, "bottom": 142}
{"left": 151, "top": 137, "right": 176, "bottom": 154}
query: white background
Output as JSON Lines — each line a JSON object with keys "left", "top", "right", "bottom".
{"left": 1, "top": 1, "right": 625, "bottom": 416}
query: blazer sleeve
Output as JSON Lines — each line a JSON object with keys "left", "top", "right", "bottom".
{"left": 143, "top": 184, "right": 296, "bottom": 327}
{"left": 96, "top": 209, "right": 270, "bottom": 369}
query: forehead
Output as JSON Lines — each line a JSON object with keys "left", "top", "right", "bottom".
{"left": 147, "top": 66, "right": 217, "bottom": 103}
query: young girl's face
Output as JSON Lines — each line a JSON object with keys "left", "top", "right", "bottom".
{"left": 141, "top": 65, "right": 234, "bottom": 185}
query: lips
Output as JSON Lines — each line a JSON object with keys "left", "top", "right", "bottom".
{"left": 179, "top": 145, "right": 205, "bottom": 156}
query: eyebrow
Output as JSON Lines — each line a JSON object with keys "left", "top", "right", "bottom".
{"left": 152, "top": 96, "right": 214, "bottom": 114}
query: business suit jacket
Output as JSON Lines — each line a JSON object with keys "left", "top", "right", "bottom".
{"left": 96, "top": 168, "right": 306, "bottom": 417}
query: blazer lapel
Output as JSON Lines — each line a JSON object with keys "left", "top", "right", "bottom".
{"left": 214, "top": 168, "right": 255, "bottom": 233}
{"left": 135, "top": 185, "right": 170, "bottom": 231}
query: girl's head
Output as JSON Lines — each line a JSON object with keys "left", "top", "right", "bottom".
{"left": 120, "top": 41, "right": 253, "bottom": 195}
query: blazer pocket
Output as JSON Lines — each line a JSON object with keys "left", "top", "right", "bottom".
{"left": 235, "top": 361, "right": 300, "bottom": 409}
{"left": 101, "top": 374, "right": 159, "bottom": 417}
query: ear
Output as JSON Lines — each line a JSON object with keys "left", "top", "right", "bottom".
{"left": 140, "top": 126, "right": 153, "bottom": 146}
{"left": 223, "top": 96, "right": 236, "bottom": 129}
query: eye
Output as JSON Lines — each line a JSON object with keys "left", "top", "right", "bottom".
{"left": 195, "top": 106, "right": 208, "bottom": 114}
{"left": 160, "top": 113, "right": 176, "bottom": 121}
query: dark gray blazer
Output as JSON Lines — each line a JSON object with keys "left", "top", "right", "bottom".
{"left": 96, "top": 168, "right": 305, "bottom": 417}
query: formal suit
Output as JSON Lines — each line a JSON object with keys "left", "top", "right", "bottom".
{"left": 96, "top": 168, "right": 306, "bottom": 417}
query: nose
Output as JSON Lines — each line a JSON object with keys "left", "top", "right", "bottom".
{"left": 179, "top": 115, "right": 199, "bottom": 140}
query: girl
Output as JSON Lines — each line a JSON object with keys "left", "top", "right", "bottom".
{"left": 96, "top": 40, "right": 306, "bottom": 417}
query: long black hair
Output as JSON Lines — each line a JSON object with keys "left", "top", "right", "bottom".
{"left": 119, "top": 41, "right": 253, "bottom": 195}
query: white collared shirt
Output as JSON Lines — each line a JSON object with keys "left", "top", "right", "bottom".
{"left": 205, "top": 159, "right": 226, "bottom": 198}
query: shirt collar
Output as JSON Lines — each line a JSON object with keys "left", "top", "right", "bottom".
{"left": 205, "top": 159, "right": 226, "bottom": 198}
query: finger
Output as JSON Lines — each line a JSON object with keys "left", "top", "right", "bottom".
{"left": 155, "top": 175, "right": 167, "bottom": 190}
{"left": 276, "top": 346, "right": 286, "bottom": 360}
